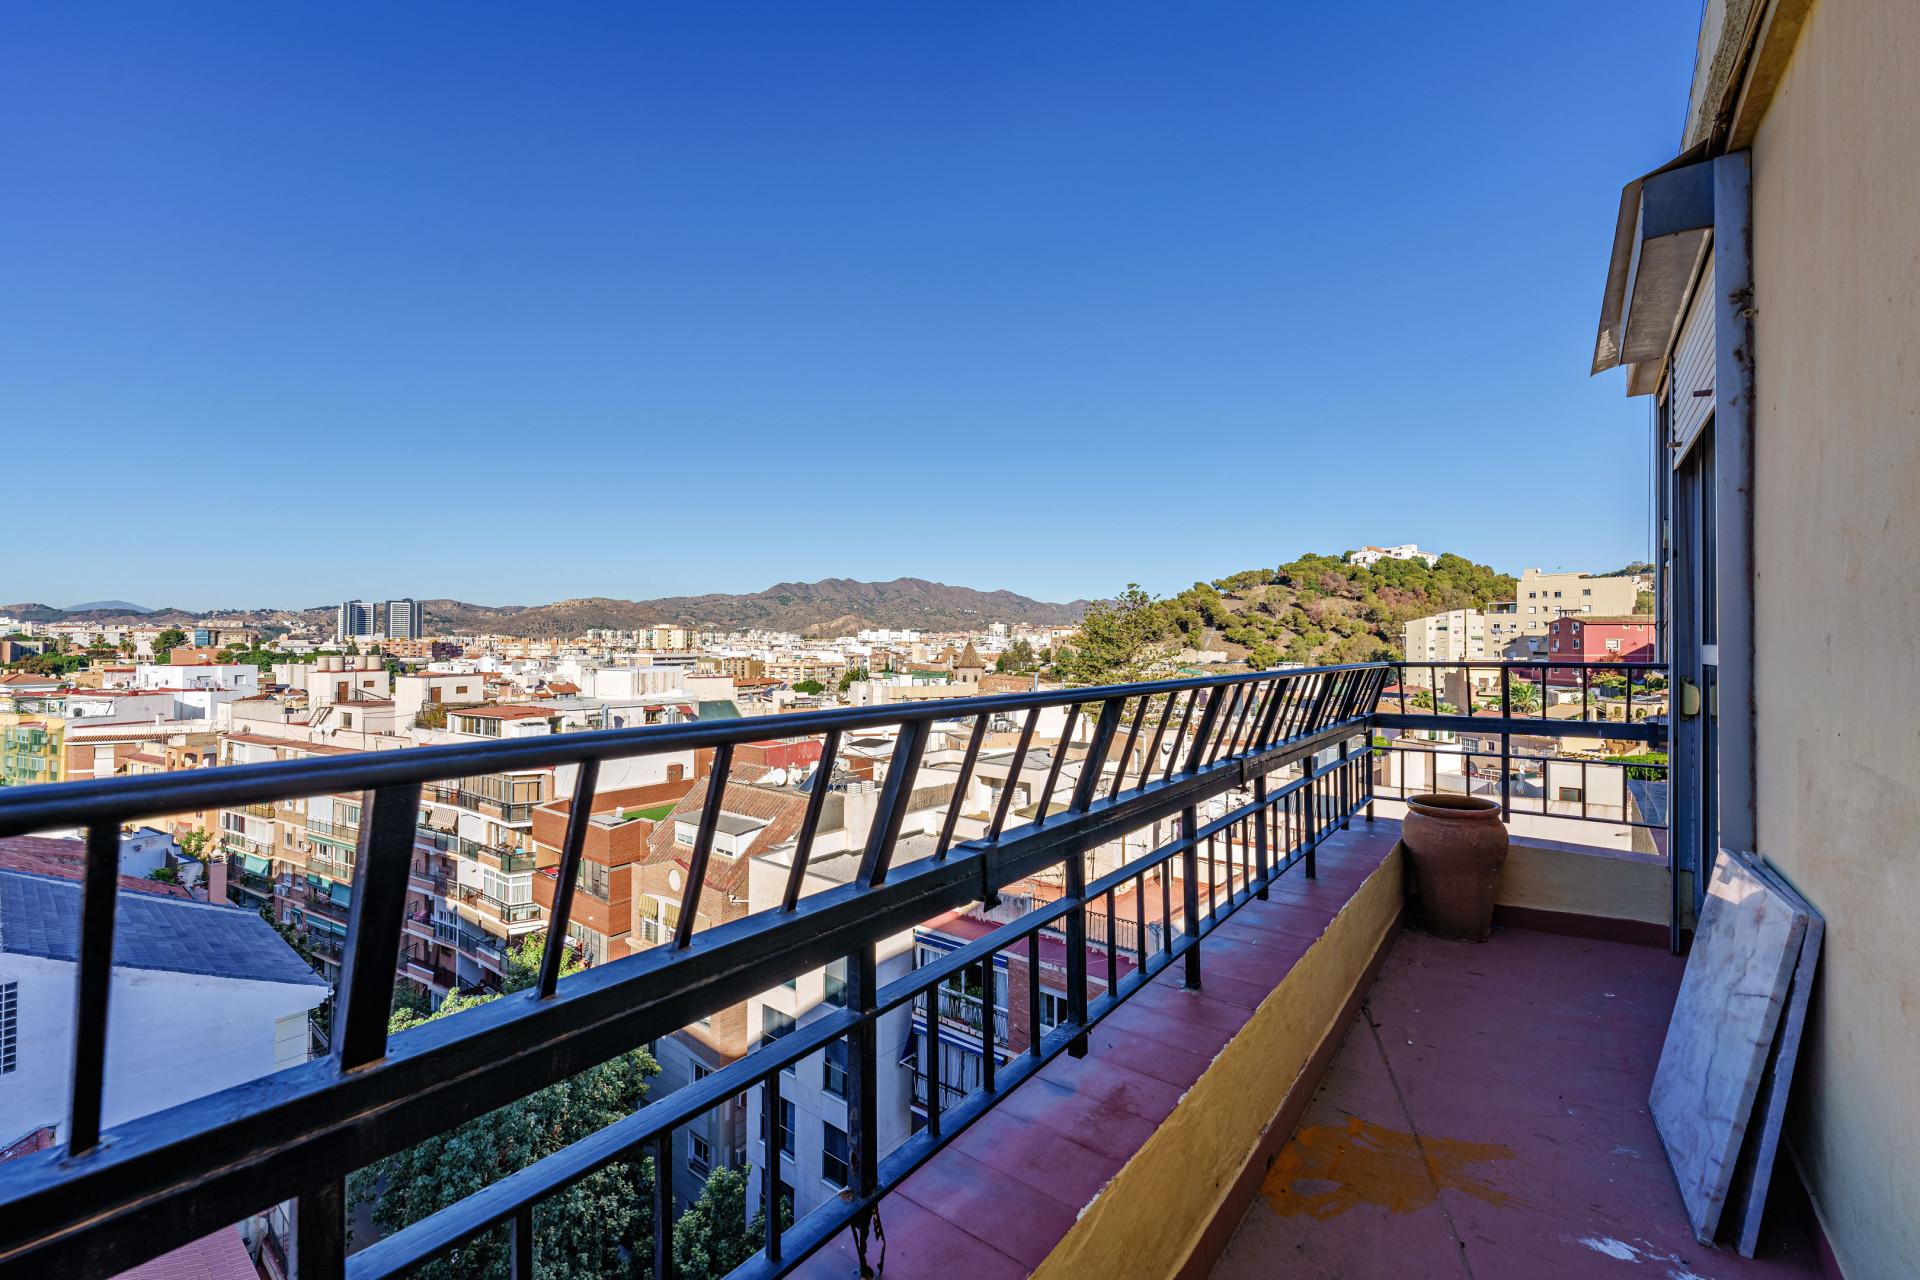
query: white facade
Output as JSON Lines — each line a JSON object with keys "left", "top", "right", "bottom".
{"left": 587, "top": 666, "right": 685, "bottom": 700}
{"left": 0, "top": 905, "right": 325, "bottom": 1144}
{"left": 741, "top": 853, "right": 917, "bottom": 1223}
{"left": 1401, "top": 610, "right": 1488, "bottom": 664}
{"left": 1348, "top": 544, "right": 1439, "bottom": 569}
{"left": 136, "top": 663, "right": 259, "bottom": 694}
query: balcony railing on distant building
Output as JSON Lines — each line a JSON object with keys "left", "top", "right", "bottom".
{"left": 931, "top": 987, "right": 1010, "bottom": 1043}
{"left": 0, "top": 660, "right": 1664, "bottom": 1280}
{"left": 425, "top": 785, "right": 538, "bottom": 825}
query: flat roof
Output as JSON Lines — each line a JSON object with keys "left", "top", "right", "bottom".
{"left": 675, "top": 809, "right": 770, "bottom": 837}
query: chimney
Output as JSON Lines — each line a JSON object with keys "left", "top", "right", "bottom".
{"left": 206, "top": 856, "right": 227, "bottom": 905}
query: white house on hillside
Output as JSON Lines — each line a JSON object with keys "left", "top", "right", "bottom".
{"left": 1347, "top": 544, "right": 1440, "bottom": 569}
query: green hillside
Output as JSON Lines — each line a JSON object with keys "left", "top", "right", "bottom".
{"left": 1056, "top": 551, "right": 1516, "bottom": 681}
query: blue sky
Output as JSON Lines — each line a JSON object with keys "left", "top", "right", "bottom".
{"left": 1, "top": 4, "right": 1696, "bottom": 612}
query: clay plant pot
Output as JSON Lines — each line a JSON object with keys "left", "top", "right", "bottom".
{"left": 1401, "top": 794, "right": 1509, "bottom": 943}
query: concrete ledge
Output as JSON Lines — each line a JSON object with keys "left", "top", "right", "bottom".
{"left": 1030, "top": 844, "right": 1407, "bottom": 1280}
{"left": 1496, "top": 836, "right": 1668, "bottom": 928}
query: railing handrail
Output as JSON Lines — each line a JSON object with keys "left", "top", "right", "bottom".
{"left": 0, "top": 665, "right": 1383, "bottom": 838}
{"left": 0, "top": 662, "right": 1388, "bottom": 1280}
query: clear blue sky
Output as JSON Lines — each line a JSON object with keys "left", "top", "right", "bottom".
{"left": 1, "top": 4, "right": 1696, "bottom": 612}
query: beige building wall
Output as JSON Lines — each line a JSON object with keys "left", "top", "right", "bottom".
{"left": 1745, "top": 0, "right": 1920, "bottom": 1273}
{"left": 1511, "top": 570, "right": 1637, "bottom": 632}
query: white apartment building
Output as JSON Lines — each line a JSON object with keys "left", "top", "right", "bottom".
{"left": 741, "top": 842, "right": 921, "bottom": 1224}
{"left": 1400, "top": 610, "right": 1488, "bottom": 664}
{"left": 1348, "top": 544, "right": 1440, "bottom": 569}
{"left": 135, "top": 664, "right": 260, "bottom": 695}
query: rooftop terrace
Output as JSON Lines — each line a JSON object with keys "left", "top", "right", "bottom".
{"left": 0, "top": 660, "right": 1782, "bottom": 1280}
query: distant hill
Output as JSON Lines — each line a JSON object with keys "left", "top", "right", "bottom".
{"left": 418, "top": 578, "right": 1086, "bottom": 639}
{"left": 3, "top": 602, "right": 196, "bottom": 625}
{"left": 9, "top": 578, "right": 1085, "bottom": 640}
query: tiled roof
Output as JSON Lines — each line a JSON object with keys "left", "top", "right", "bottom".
{"left": 641, "top": 776, "right": 810, "bottom": 895}
{"left": 0, "top": 868, "right": 327, "bottom": 987}
{"left": 110, "top": 1226, "right": 259, "bottom": 1280}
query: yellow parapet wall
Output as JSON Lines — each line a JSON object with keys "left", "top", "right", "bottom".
{"left": 1031, "top": 846, "right": 1406, "bottom": 1280}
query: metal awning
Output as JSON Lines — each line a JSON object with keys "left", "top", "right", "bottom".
{"left": 1591, "top": 143, "right": 1714, "bottom": 395}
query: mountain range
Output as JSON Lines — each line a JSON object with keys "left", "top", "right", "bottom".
{"left": 4, "top": 578, "right": 1088, "bottom": 639}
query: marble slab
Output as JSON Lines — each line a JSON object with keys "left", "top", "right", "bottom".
{"left": 1723, "top": 853, "right": 1823, "bottom": 1257}
{"left": 1651, "top": 848, "right": 1807, "bottom": 1244}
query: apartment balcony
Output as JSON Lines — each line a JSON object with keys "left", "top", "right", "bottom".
{"left": 415, "top": 822, "right": 536, "bottom": 871}
{"left": 454, "top": 882, "right": 541, "bottom": 926}
{"left": 927, "top": 987, "right": 1010, "bottom": 1044}
{"left": 475, "top": 844, "right": 538, "bottom": 874}
{"left": 1, "top": 662, "right": 1824, "bottom": 1280}
{"left": 405, "top": 909, "right": 509, "bottom": 968}
{"left": 305, "top": 850, "right": 354, "bottom": 882}
{"left": 301, "top": 889, "right": 349, "bottom": 923}
{"left": 424, "top": 784, "right": 537, "bottom": 825}
{"left": 407, "top": 861, "right": 453, "bottom": 896}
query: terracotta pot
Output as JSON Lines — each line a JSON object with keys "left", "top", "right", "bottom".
{"left": 1401, "top": 794, "right": 1509, "bottom": 942}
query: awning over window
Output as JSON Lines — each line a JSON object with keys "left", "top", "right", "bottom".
{"left": 1591, "top": 144, "right": 1714, "bottom": 395}
{"left": 242, "top": 853, "right": 271, "bottom": 876}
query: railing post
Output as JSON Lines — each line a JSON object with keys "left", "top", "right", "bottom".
{"left": 763, "top": 1067, "right": 783, "bottom": 1264}
{"left": 1065, "top": 838, "right": 1090, "bottom": 1058}
{"left": 1337, "top": 737, "right": 1351, "bottom": 830}
{"left": 1253, "top": 774, "right": 1269, "bottom": 898}
{"left": 847, "top": 944, "right": 881, "bottom": 1198}
{"left": 336, "top": 783, "right": 421, "bottom": 1070}
{"left": 538, "top": 758, "right": 598, "bottom": 997}
{"left": 65, "top": 823, "right": 120, "bottom": 1158}
{"left": 1500, "top": 665, "right": 1513, "bottom": 822}
{"left": 653, "top": 1133, "right": 674, "bottom": 1280}
{"left": 1304, "top": 759, "right": 1318, "bottom": 880}
{"left": 510, "top": 1203, "right": 535, "bottom": 1280}
{"left": 295, "top": 1177, "right": 345, "bottom": 1280}
{"left": 1181, "top": 805, "right": 1201, "bottom": 989}
{"left": 1183, "top": 686, "right": 1226, "bottom": 772}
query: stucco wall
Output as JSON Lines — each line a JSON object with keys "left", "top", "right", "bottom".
{"left": 0, "top": 956, "right": 326, "bottom": 1140}
{"left": 1749, "top": 0, "right": 1920, "bottom": 1273}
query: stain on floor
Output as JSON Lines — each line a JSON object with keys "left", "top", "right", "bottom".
{"left": 1261, "top": 1116, "right": 1515, "bottom": 1219}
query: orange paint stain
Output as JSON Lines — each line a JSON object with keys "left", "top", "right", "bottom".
{"left": 1261, "top": 1116, "right": 1516, "bottom": 1219}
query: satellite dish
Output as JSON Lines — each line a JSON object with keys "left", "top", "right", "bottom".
{"left": 766, "top": 768, "right": 789, "bottom": 787}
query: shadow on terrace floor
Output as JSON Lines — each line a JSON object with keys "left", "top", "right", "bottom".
{"left": 1214, "top": 926, "right": 1826, "bottom": 1280}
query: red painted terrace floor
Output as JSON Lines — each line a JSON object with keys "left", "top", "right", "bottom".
{"left": 790, "top": 820, "right": 1823, "bottom": 1280}
{"left": 791, "top": 819, "right": 1403, "bottom": 1280}
{"left": 1212, "top": 927, "right": 1827, "bottom": 1280}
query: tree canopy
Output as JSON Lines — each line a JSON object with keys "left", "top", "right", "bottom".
{"left": 1057, "top": 585, "right": 1178, "bottom": 685}
{"left": 349, "top": 935, "right": 770, "bottom": 1279}
{"left": 1048, "top": 551, "right": 1516, "bottom": 677}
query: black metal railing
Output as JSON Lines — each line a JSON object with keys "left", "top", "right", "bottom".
{"left": 1373, "top": 661, "right": 1669, "bottom": 833}
{"left": 0, "top": 663, "right": 1386, "bottom": 1280}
